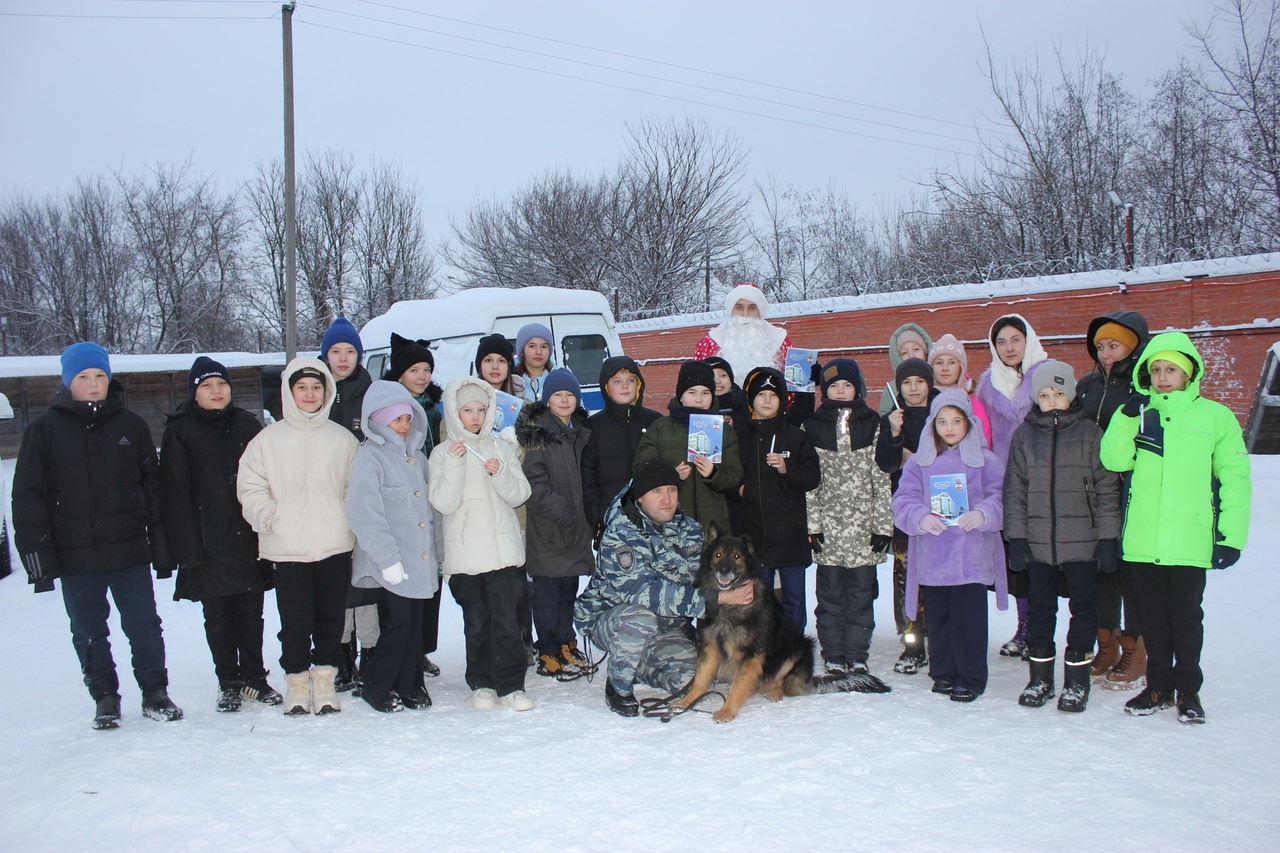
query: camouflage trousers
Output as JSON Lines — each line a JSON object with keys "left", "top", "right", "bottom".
{"left": 590, "top": 604, "right": 696, "bottom": 695}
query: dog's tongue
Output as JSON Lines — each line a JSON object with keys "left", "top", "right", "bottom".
{"left": 717, "top": 576, "right": 736, "bottom": 591}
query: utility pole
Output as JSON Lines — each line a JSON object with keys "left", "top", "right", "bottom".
{"left": 282, "top": 1, "right": 297, "bottom": 361}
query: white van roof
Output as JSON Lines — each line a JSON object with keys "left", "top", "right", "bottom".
{"left": 360, "top": 286, "right": 614, "bottom": 351}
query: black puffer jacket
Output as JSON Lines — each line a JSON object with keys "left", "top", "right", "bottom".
{"left": 875, "top": 388, "right": 941, "bottom": 488}
{"left": 160, "top": 400, "right": 272, "bottom": 602}
{"left": 516, "top": 401, "right": 595, "bottom": 578}
{"left": 1076, "top": 310, "right": 1150, "bottom": 430}
{"left": 12, "top": 384, "right": 171, "bottom": 583}
{"left": 737, "top": 413, "right": 822, "bottom": 569}
{"left": 582, "top": 356, "right": 662, "bottom": 528}
{"left": 1003, "top": 402, "right": 1122, "bottom": 566}
{"left": 329, "top": 364, "right": 373, "bottom": 441}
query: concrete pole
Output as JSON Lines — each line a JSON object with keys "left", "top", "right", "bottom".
{"left": 283, "top": 2, "right": 297, "bottom": 361}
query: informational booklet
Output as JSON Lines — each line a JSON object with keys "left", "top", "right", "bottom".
{"left": 687, "top": 413, "right": 725, "bottom": 464}
{"left": 492, "top": 391, "right": 525, "bottom": 434}
{"left": 784, "top": 347, "right": 819, "bottom": 392}
{"left": 928, "top": 472, "right": 969, "bottom": 526}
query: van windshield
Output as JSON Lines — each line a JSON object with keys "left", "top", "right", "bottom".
{"left": 561, "top": 334, "right": 609, "bottom": 387}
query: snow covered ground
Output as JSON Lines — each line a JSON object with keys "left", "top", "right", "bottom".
{"left": 1, "top": 458, "right": 1277, "bottom": 852}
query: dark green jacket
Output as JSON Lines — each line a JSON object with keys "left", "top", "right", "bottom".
{"left": 633, "top": 400, "right": 743, "bottom": 533}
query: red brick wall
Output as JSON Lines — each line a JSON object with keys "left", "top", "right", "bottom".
{"left": 621, "top": 270, "right": 1280, "bottom": 425}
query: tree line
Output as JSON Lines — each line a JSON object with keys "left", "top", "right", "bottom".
{"left": 1, "top": 0, "right": 1274, "bottom": 354}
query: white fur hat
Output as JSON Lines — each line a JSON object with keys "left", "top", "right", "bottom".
{"left": 724, "top": 283, "right": 769, "bottom": 318}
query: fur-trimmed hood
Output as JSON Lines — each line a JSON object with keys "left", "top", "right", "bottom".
{"left": 514, "top": 400, "right": 589, "bottom": 452}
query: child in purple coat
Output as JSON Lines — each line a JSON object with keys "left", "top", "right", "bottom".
{"left": 891, "top": 389, "right": 1007, "bottom": 702}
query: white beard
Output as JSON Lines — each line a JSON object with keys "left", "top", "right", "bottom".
{"left": 712, "top": 316, "right": 786, "bottom": 383}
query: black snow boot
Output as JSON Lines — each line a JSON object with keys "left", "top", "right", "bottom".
{"left": 216, "top": 680, "right": 244, "bottom": 713}
{"left": 605, "top": 681, "right": 639, "bottom": 717}
{"left": 87, "top": 673, "right": 122, "bottom": 731}
{"left": 403, "top": 681, "right": 433, "bottom": 710}
{"left": 136, "top": 669, "right": 184, "bottom": 722}
{"left": 352, "top": 646, "right": 374, "bottom": 698}
{"left": 1018, "top": 649, "right": 1055, "bottom": 708}
{"left": 1057, "top": 649, "right": 1092, "bottom": 713}
{"left": 335, "top": 638, "right": 359, "bottom": 693}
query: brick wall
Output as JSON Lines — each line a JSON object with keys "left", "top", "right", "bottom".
{"left": 620, "top": 270, "right": 1280, "bottom": 425}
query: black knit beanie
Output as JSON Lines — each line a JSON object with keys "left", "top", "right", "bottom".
{"left": 188, "top": 356, "right": 233, "bottom": 399}
{"left": 631, "top": 459, "right": 681, "bottom": 499}
{"left": 384, "top": 332, "right": 434, "bottom": 382}
{"left": 676, "top": 360, "right": 716, "bottom": 399}
{"left": 475, "top": 333, "right": 514, "bottom": 375}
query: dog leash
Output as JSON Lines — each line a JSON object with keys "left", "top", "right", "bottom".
{"left": 639, "top": 689, "right": 725, "bottom": 723}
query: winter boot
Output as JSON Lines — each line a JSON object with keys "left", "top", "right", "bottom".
{"left": 562, "top": 641, "right": 597, "bottom": 675}
{"left": 605, "top": 681, "right": 639, "bottom": 717}
{"left": 137, "top": 670, "right": 184, "bottom": 722}
{"left": 537, "top": 651, "right": 582, "bottom": 682}
{"left": 422, "top": 655, "right": 441, "bottom": 678}
{"left": 335, "top": 638, "right": 358, "bottom": 693}
{"left": 1018, "top": 650, "right": 1055, "bottom": 708}
{"left": 1057, "top": 650, "right": 1091, "bottom": 713}
{"left": 311, "top": 665, "right": 341, "bottom": 715}
{"left": 1000, "top": 619, "right": 1029, "bottom": 658}
{"left": 403, "top": 681, "right": 433, "bottom": 710}
{"left": 87, "top": 673, "right": 122, "bottom": 731}
{"left": 364, "top": 690, "right": 404, "bottom": 713}
{"left": 894, "top": 636, "right": 928, "bottom": 674}
{"left": 1104, "top": 635, "right": 1147, "bottom": 690}
{"left": 282, "top": 671, "right": 312, "bottom": 715}
{"left": 1176, "top": 691, "right": 1206, "bottom": 725}
{"left": 1124, "top": 686, "right": 1173, "bottom": 716}
{"left": 216, "top": 681, "right": 244, "bottom": 713}
{"left": 845, "top": 662, "right": 892, "bottom": 694}
{"left": 352, "top": 646, "right": 374, "bottom": 698}
{"left": 240, "top": 674, "right": 284, "bottom": 706}
{"left": 1090, "top": 628, "right": 1120, "bottom": 681}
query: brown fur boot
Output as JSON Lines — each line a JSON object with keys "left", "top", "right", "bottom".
{"left": 1090, "top": 628, "right": 1119, "bottom": 681}
{"left": 1103, "top": 635, "right": 1147, "bottom": 691}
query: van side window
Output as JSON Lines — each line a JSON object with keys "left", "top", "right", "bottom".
{"left": 561, "top": 334, "right": 609, "bottom": 387}
{"left": 367, "top": 354, "right": 387, "bottom": 380}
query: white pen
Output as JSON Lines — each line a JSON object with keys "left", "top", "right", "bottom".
{"left": 464, "top": 444, "right": 488, "bottom": 464}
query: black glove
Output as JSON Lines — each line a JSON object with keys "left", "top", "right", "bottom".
{"left": 1006, "top": 539, "right": 1031, "bottom": 573}
{"left": 809, "top": 363, "right": 823, "bottom": 386}
{"left": 1120, "top": 392, "right": 1146, "bottom": 418}
{"left": 809, "top": 533, "right": 824, "bottom": 555}
{"left": 869, "top": 534, "right": 893, "bottom": 555}
{"left": 1094, "top": 539, "right": 1118, "bottom": 574}
{"left": 1211, "top": 545, "right": 1241, "bottom": 570}
{"left": 154, "top": 565, "right": 175, "bottom": 580}
{"left": 21, "top": 550, "right": 57, "bottom": 593}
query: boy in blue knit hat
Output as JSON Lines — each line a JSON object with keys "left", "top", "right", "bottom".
{"left": 12, "top": 342, "right": 184, "bottom": 729}
{"left": 320, "top": 316, "right": 382, "bottom": 694}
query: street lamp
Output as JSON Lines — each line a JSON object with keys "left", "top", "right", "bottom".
{"left": 1107, "top": 191, "right": 1135, "bottom": 272}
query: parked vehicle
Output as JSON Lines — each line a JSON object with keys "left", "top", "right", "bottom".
{"left": 361, "top": 287, "right": 624, "bottom": 411}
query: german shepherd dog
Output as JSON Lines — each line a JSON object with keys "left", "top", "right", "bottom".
{"left": 673, "top": 523, "right": 816, "bottom": 722}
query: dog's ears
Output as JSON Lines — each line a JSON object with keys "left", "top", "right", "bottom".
{"left": 706, "top": 521, "right": 722, "bottom": 542}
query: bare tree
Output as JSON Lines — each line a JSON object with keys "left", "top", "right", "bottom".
{"left": 608, "top": 117, "right": 749, "bottom": 318}
{"left": 448, "top": 169, "right": 614, "bottom": 292}
{"left": 296, "top": 150, "right": 361, "bottom": 342}
{"left": 1189, "top": 0, "right": 1280, "bottom": 246}
{"left": 117, "top": 162, "right": 247, "bottom": 352}
{"left": 354, "top": 161, "right": 437, "bottom": 321}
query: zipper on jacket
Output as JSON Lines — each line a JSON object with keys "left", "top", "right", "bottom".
{"left": 1083, "top": 478, "right": 1096, "bottom": 527}
{"left": 1049, "top": 412, "right": 1059, "bottom": 566}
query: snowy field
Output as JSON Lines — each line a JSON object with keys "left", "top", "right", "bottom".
{"left": 1, "top": 457, "right": 1277, "bottom": 853}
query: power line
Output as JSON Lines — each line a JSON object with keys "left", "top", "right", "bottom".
{"left": 351, "top": 0, "right": 1005, "bottom": 137}
{"left": 305, "top": 1, "right": 987, "bottom": 147}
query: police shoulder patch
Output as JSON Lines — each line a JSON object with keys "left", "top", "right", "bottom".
{"left": 616, "top": 546, "right": 635, "bottom": 573}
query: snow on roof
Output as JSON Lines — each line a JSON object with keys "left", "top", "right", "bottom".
{"left": 360, "top": 286, "right": 614, "bottom": 351}
{"left": 618, "top": 252, "right": 1280, "bottom": 334}
{"left": 0, "top": 351, "right": 286, "bottom": 380}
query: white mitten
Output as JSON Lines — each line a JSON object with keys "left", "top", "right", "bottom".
{"left": 381, "top": 562, "right": 408, "bottom": 585}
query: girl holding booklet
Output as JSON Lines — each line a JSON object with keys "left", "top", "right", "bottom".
{"left": 736, "top": 367, "right": 822, "bottom": 632}
{"left": 633, "top": 360, "right": 743, "bottom": 532}
{"left": 891, "top": 389, "right": 1007, "bottom": 702}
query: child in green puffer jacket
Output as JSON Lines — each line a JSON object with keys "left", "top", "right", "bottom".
{"left": 1100, "top": 331, "right": 1250, "bottom": 725}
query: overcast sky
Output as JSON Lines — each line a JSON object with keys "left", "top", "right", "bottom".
{"left": 1, "top": 0, "right": 1221, "bottom": 245}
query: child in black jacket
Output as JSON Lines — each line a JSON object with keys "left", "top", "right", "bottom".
{"left": 581, "top": 356, "right": 661, "bottom": 531}
{"left": 875, "top": 358, "right": 940, "bottom": 674}
{"left": 736, "top": 367, "right": 822, "bottom": 632}
{"left": 12, "top": 343, "right": 183, "bottom": 729}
